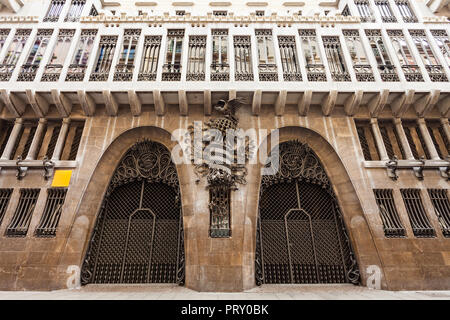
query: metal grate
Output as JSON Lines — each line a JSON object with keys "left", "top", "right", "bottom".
{"left": 6, "top": 189, "right": 40, "bottom": 237}
{"left": 20, "top": 126, "right": 36, "bottom": 159}
{"left": 373, "top": 189, "right": 406, "bottom": 237}
{"left": 45, "top": 125, "right": 61, "bottom": 159}
{"left": 0, "top": 189, "right": 13, "bottom": 225}
{"left": 379, "top": 121, "right": 405, "bottom": 159}
{"left": 209, "top": 186, "right": 231, "bottom": 238}
{"left": 355, "top": 120, "right": 380, "bottom": 161}
{"left": 0, "top": 120, "right": 13, "bottom": 156}
{"left": 428, "top": 189, "right": 450, "bottom": 237}
{"left": 426, "top": 120, "right": 449, "bottom": 159}
{"left": 35, "top": 188, "right": 67, "bottom": 237}
{"left": 400, "top": 189, "right": 435, "bottom": 238}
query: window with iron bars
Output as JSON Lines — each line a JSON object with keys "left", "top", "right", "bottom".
{"left": 186, "top": 35, "right": 206, "bottom": 81}
{"left": 176, "top": 10, "right": 186, "bottom": 16}
{"left": 211, "top": 29, "right": 229, "bottom": 81}
{"left": 394, "top": 0, "right": 417, "bottom": 23}
{"left": 66, "top": 29, "right": 97, "bottom": 81}
{"left": 355, "top": 120, "right": 380, "bottom": 161}
{"left": 365, "top": 30, "right": 399, "bottom": 82}
{"left": 299, "top": 30, "right": 326, "bottom": 81}
{"left": 354, "top": 0, "right": 374, "bottom": 22}
{"left": 402, "top": 120, "right": 431, "bottom": 160}
{"left": 255, "top": 10, "right": 265, "bottom": 16}
{"left": 0, "top": 29, "right": 10, "bottom": 53}
{"left": 138, "top": 36, "right": 161, "bottom": 81}
{"left": 373, "top": 189, "right": 406, "bottom": 237}
{"left": 162, "top": 29, "right": 184, "bottom": 81}
{"left": 0, "top": 29, "right": 32, "bottom": 81}
{"left": 9, "top": 120, "right": 38, "bottom": 161}
{"left": 114, "top": 29, "right": 141, "bottom": 81}
{"left": 341, "top": 5, "right": 351, "bottom": 16}
{"left": 427, "top": 189, "right": 450, "bottom": 237}
{"left": 343, "top": 30, "right": 374, "bottom": 81}
{"left": 234, "top": 35, "right": 253, "bottom": 81}
{"left": 426, "top": 120, "right": 449, "bottom": 160}
{"left": 5, "top": 189, "right": 40, "bottom": 237}
{"left": 90, "top": 35, "right": 118, "bottom": 81}
{"left": 35, "top": 188, "right": 68, "bottom": 237}
{"left": 44, "top": 0, "right": 66, "bottom": 22}
{"left": 255, "top": 30, "right": 278, "bottom": 81}
{"left": 430, "top": 30, "right": 450, "bottom": 68}
{"left": 42, "top": 29, "right": 75, "bottom": 82}
{"left": 89, "top": 5, "right": 98, "bottom": 16}
{"left": 65, "top": 0, "right": 86, "bottom": 22}
{"left": 378, "top": 120, "right": 406, "bottom": 160}
{"left": 0, "top": 120, "right": 13, "bottom": 157}
{"left": 374, "top": 0, "right": 397, "bottom": 23}
{"left": 278, "top": 35, "right": 302, "bottom": 81}
{"left": 400, "top": 189, "right": 435, "bottom": 238}
{"left": 409, "top": 30, "right": 447, "bottom": 82}
{"left": 59, "top": 120, "right": 84, "bottom": 161}
{"left": 322, "top": 36, "right": 351, "bottom": 81}
{"left": 0, "top": 189, "right": 13, "bottom": 226}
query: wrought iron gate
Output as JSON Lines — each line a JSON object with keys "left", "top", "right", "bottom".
{"left": 81, "top": 140, "right": 185, "bottom": 285}
{"left": 255, "top": 140, "right": 359, "bottom": 285}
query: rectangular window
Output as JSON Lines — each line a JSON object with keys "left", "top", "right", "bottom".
{"left": 278, "top": 35, "right": 302, "bottom": 81}
{"left": 256, "top": 10, "right": 265, "bottom": 16}
{"left": 162, "top": 29, "right": 184, "bottom": 81}
{"left": 114, "top": 29, "right": 141, "bottom": 81}
{"left": 42, "top": 29, "right": 75, "bottom": 82}
{"left": 0, "top": 120, "right": 13, "bottom": 157}
{"left": 0, "top": 29, "right": 10, "bottom": 53}
{"left": 36, "top": 121, "right": 62, "bottom": 160}
{"left": 428, "top": 189, "right": 450, "bottom": 237}
{"left": 374, "top": 0, "right": 397, "bottom": 23}
{"left": 426, "top": 120, "right": 449, "bottom": 159}
{"left": 10, "top": 120, "right": 38, "bottom": 161}
{"left": 354, "top": 0, "right": 374, "bottom": 22}
{"left": 322, "top": 36, "right": 351, "bottom": 81}
{"left": 0, "top": 189, "right": 13, "bottom": 226}
{"left": 138, "top": 36, "right": 161, "bottom": 81}
{"left": 35, "top": 188, "right": 67, "bottom": 237}
{"left": 211, "top": 29, "right": 229, "bottom": 81}
{"left": 6, "top": 189, "right": 40, "bottom": 237}
{"left": 255, "top": 30, "right": 278, "bottom": 81}
{"left": 66, "top": 29, "right": 97, "bottom": 81}
{"left": 213, "top": 10, "right": 227, "bottom": 16}
{"left": 65, "top": 0, "right": 86, "bottom": 22}
{"left": 176, "top": 10, "right": 185, "bottom": 16}
{"left": 90, "top": 35, "right": 118, "bottom": 81}
{"left": 44, "top": 0, "right": 66, "bottom": 22}
{"left": 402, "top": 120, "right": 430, "bottom": 159}
{"left": 430, "top": 30, "right": 450, "bottom": 68}
{"left": 343, "top": 30, "right": 374, "bottom": 81}
{"left": 60, "top": 120, "right": 84, "bottom": 161}
{"left": 373, "top": 189, "right": 406, "bottom": 237}
{"left": 186, "top": 35, "right": 206, "bottom": 81}
{"left": 400, "top": 189, "right": 435, "bottom": 238}
{"left": 209, "top": 187, "right": 231, "bottom": 238}
{"left": 394, "top": 0, "right": 417, "bottom": 23}
{"left": 18, "top": 29, "right": 54, "bottom": 82}
{"left": 378, "top": 120, "right": 405, "bottom": 160}
{"left": 355, "top": 120, "right": 380, "bottom": 161}
{"left": 89, "top": 5, "right": 98, "bottom": 16}
{"left": 299, "top": 30, "right": 326, "bottom": 81}
{"left": 0, "top": 29, "right": 32, "bottom": 81}
{"left": 234, "top": 35, "right": 253, "bottom": 81}
{"left": 365, "top": 30, "right": 399, "bottom": 82}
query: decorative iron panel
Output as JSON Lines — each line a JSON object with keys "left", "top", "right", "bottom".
{"left": 400, "top": 189, "right": 435, "bottom": 238}
{"left": 35, "top": 188, "right": 67, "bottom": 237}
{"left": 6, "top": 189, "right": 40, "bottom": 237}
{"left": 373, "top": 189, "right": 406, "bottom": 237}
{"left": 81, "top": 140, "right": 185, "bottom": 285}
{"left": 0, "top": 189, "right": 13, "bottom": 226}
{"left": 255, "top": 141, "right": 359, "bottom": 286}
{"left": 428, "top": 189, "right": 450, "bottom": 237}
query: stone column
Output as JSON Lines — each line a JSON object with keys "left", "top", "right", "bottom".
{"left": 370, "top": 118, "right": 389, "bottom": 161}
{"left": 25, "top": 118, "right": 47, "bottom": 160}
{"left": 51, "top": 118, "right": 71, "bottom": 161}
{"left": 394, "top": 118, "right": 415, "bottom": 160}
{"left": 440, "top": 118, "right": 450, "bottom": 146}
{"left": 0, "top": 118, "right": 23, "bottom": 160}
{"left": 417, "top": 118, "right": 440, "bottom": 160}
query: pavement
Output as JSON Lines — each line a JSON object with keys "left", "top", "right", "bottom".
{"left": 0, "top": 284, "right": 450, "bottom": 300}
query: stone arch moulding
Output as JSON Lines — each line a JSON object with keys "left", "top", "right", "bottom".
{"left": 244, "top": 126, "right": 388, "bottom": 290}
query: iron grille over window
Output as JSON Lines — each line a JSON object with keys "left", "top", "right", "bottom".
{"left": 278, "top": 35, "right": 302, "bottom": 81}
{"left": 36, "top": 121, "right": 62, "bottom": 160}
{"left": 65, "top": 0, "right": 86, "bottom": 22}
{"left": 114, "top": 29, "right": 141, "bottom": 81}
{"left": 322, "top": 36, "right": 351, "bottom": 81}
{"left": 6, "top": 189, "right": 40, "bottom": 237}
{"left": 378, "top": 120, "right": 405, "bottom": 159}
{"left": 44, "top": 0, "right": 66, "bottom": 22}
{"left": 355, "top": 120, "right": 380, "bottom": 161}
{"left": 209, "top": 186, "right": 231, "bottom": 238}
{"left": 365, "top": 30, "right": 399, "bottom": 82}
{"left": 10, "top": 120, "right": 38, "bottom": 161}
{"left": 430, "top": 30, "right": 450, "bottom": 68}
{"left": 343, "top": 30, "right": 374, "bottom": 81}
{"left": 186, "top": 35, "right": 206, "bottom": 81}
{"left": 89, "top": 5, "right": 98, "bottom": 16}
{"left": 211, "top": 29, "right": 229, "bottom": 81}
{"left": 18, "top": 29, "right": 53, "bottom": 82}
{"left": 400, "top": 189, "right": 435, "bottom": 238}
{"left": 138, "top": 36, "right": 161, "bottom": 81}
{"left": 0, "top": 29, "right": 32, "bottom": 81}
{"left": 162, "top": 29, "right": 184, "bottom": 81}
{"left": 42, "top": 29, "right": 75, "bottom": 82}
{"left": 66, "top": 29, "right": 97, "bottom": 81}
{"left": 234, "top": 35, "right": 253, "bottom": 81}
{"left": 60, "top": 120, "right": 84, "bottom": 161}
{"left": 299, "top": 30, "right": 326, "bottom": 81}
{"left": 394, "top": 0, "right": 417, "bottom": 23}
{"left": 90, "top": 35, "right": 118, "bottom": 81}
{"left": 402, "top": 120, "right": 430, "bottom": 160}
{"left": 373, "top": 189, "right": 406, "bottom": 237}
{"left": 341, "top": 5, "right": 351, "bottom": 16}
{"left": 428, "top": 189, "right": 450, "bottom": 237}
{"left": 35, "top": 188, "right": 67, "bottom": 237}
{"left": 0, "top": 189, "right": 13, "bottom": 226}
{"left": 426, "top": 120, "right": 449, "bottom": 159}
{"left": 0, "top": 120, "right": 13, "bottom": 156}
{"left": 354, "top": 0, "right": 374, "bottom": 22}
{"left": 255, "top": 30, "right": 278, "bottom": 81}
{"left": 374, "top": 0, "right": 397, "bottom": 23}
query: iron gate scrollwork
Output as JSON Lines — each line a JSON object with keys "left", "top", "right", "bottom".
{"left": 81, "top": 139, "right": 185, "bottom": 285}
{"left": 255, "top": 140, "right": 360, "bottom": 285}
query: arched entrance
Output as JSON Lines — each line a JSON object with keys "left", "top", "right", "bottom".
{"left": 255, "top": 140, "right": 359, "bottom": 285}
{"left": 80, "top": 140, "right": 185, "bottom": 285}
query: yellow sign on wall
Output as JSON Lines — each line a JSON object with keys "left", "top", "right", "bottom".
{"left": 52, "top": 170, "right": 73, "bottom": 187}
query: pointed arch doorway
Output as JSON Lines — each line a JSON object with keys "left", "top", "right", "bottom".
{"left": 255, "top": 140, "right": 360, "bottom": 285}
{"left": 80, "top": 140, "right": 185, "bottom": 285}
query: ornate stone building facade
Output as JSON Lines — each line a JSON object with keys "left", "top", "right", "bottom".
{"left": 0, "top": 0, "right": 448, "bottom": 292}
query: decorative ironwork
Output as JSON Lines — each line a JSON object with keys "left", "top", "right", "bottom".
{"left": 114, "top": 30, "right": 141, "bottom": 82}
{"left": 428, "top": 189, "right": 450, "bottom": 237}
{"left": 375, "top": 0, "right": 397, "bottom": 22}
{"left": 5, "top": 189, "right": 40, "bottom": 237}
{"left": 278, "top": 36, "right": 302, "bottom": 81}
{"left": 234, "top": 36, "right": 254, "bottom": 81}
{"left": 138, "top": 36, "right": 161, "bottom": 81}
{"left": 65, "top": 0, "right": 86, "bottom": 22}
{"left": 322, "top": 36, "right": 351, "bottom": 82}
{"left": 35, "top": 188, "right": 67, "bottom": 237}
{"left": 186, "top": 35, "right": 206, "bottom": 81}
{"left": 81, "top": 140, "right": 185, "bottom": 285}
{"left": 44, "top": 0, "right": 66, "bottom": 22}
{"left": 373, "top": 189, "right": 406, "bottom": 237}
{"left": 394, "top": 0, "right": 418, "bottom": 23}
{"left": 400, "top": 189, "right": 435, "bottom": 238}
{"left": 0, "top": 189, "right": 13, "bottom": 225}
{"left": 255, "top": 140, "right": 360, "bottom": 285}
{"left": 355, "top": 0, "right": 375, "bottom": 22}
{"left": 90, "top": 35, "right": 118, "bottom": 81}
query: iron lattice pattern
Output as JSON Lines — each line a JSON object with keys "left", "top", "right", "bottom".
{"left": 428, "top": 189, "right": 450, "bottom": 237}
{"left": 81, "top": 140, "right": 185, "bottom": 285}
{"left": 256, "top": 141, "right": 359, "bottom": 285}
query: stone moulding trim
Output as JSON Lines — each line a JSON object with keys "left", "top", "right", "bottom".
{"left": 283, "top": 2, "right": 305, "bottom": 6}
{"left": 209, "top": 1, "right": 232, "bottom": 6}
{"left": 0, "top": 16, "right": 38, "bottom": 23}
{"left": 246, "top": 2, "right": 268, "bottom": 6}
{"left": 135, "top": 1, "right": 157, "bottom": 6}
{"left": 172, "top": 1, "right": 194, "bottom": 6}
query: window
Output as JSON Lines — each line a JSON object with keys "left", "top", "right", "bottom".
{"left": 400, "top": 189, "right": 435, "bottom": 238}
{"left": 162, "top": 29, "right": 184, "bottom": 81}
{"left": 111, "top": 10, "right": 116, "bottom": 15}
{"left": 378, "top": 120, "right": 405, "bottom": 160}
{"left": 428, "top": 189, "right": 450, "bottom": 237}
{"left": 341, "top": 5, "right": 350, "bottom": 16}
{"left": 65, "top": 0, "right": 86, "bottom": 22}
{"left": 186, "top": 35, "right": 206, "bottom": 81}
{"left": 256, "top": 10, "right": 265, "bottom": 16}
{"left": 36, "top": 121, "right": 62, "bottom": 160}
{"left": 354, "top": 0, "right": 374, "bottom": 22}
{"left": 402, "top": 120, "right": 431, "bottom": 160}
{"left": 114, "top": 29, "right": 141, "bottom": 81}
{"left": 138, "top": 36, "right": 162, "bottom": 81}
{"left": 211, "top": 29, "right": 229, "bottom": 81}
{"left": 0, "top": 29, "right": 32, "bottom": 81}
{"left": 138, "top": 10, "right": 143, "bottom": 16}
{"left": 6, "top": 189, "right": 40, "bottom": 237}
{"left": 10, "top": 120, "right": 38, "bottom": 161}
{"left": 430, "top": 30, "right": 450, "bottom": 67}
{"left": 355, "top": 120, "right": 380, "bottom": 161}
{"left": 59, "top": 120, "right": 84, "bottom": 161}
{"left": 299, "top": 30, "right": 326, "bottom": 81}
{"left": 365, "top": 30, "right": 399, "bottom": 82}
{"left": 66, "top": 29, "right": 97, "bottom": 81}
{"left": 426, "top": 120, "right": 449, "bottom": 159}
{"left": 176, "top": 10, "right": 186, "bottom": 16}
{"left": 373, "top": 189, "right": 406, "bottom": 237}
{"left": 234, "top": 36, "right": 253, "bottom": 81}
{"left": 255, "top": 30, "right": 278, "bottom": 81}
{"left": 374, "top": 0, "right": 396, "bottom": 23}
{"left": 343, "top": 30, "right": 374, "bottom": 81}
{"left": 278, "top": 36, "right": 302, "bottom": 81}
{"left": 213, "top": 10, "right": 227, "bottom": 16}
{"left": 0, "top": 189, "right": 13, "bottom": 226}
{"left": 0, "top": 120, "right": 13, "bottom": 157}
{"left": 394, "top": 0, "right": 417, "bottom": 23}
{"left": 42, "top": 29, "right": 75, "bottom": 82}
{"left": 18, "top": 29, "right": 54, "bottom": 82}
{"left": 44, "top": 0, "right": 66, "bottom": 22}
{"left": 89, "top": 5, "right": 98, "bottom": 16}
{"left": 322, "top": 36, "right": 351, "bottom": 81}
{"left": 90, "top": 35, "right": 118, "bottom": 81}
{"left": 0, "top": 29, "right": 10, "bottom": 53}
{"left": 35, "top": 188, "right": 68, "bottom": 237}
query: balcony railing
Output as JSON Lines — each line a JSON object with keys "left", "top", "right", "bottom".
{"left": 0, "top": 64, "right": 15, "bottom": 81}
{"left": 210, "top": 63, "right": 229, "bottom": 81}
{"left": 401, "top": 64, "right": 424, "bottom": 82}
{"left": 306, "top": 64, "right": 327, "bottom": 81}
{"left": 424, "top": 65, "right": 448, "bottom": 82}
{"left": 41, "top": 64, "right": 63, "bottom": 82}
{"left": 65, "top": 63, "right": 87, "bottom": 81}
{"left": 378, "top": 64, "right": 400, "bottom": 82}
{"left": 162, "top": 63, "right": 181, "bottom": 81}
{"left": 17, "top": 63, "right": 39, "bottom": 82}
{"left": 354, "top": 64, "right": 375, "bottom": 82}
{"left": 113, "top": 63, "right": 134, "bottom": 81}
{"left": 186, "top": 71, "right": 205, "bottom": 81}
{"left": 258, "top": 63, "right": 278, "bottom": 81}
